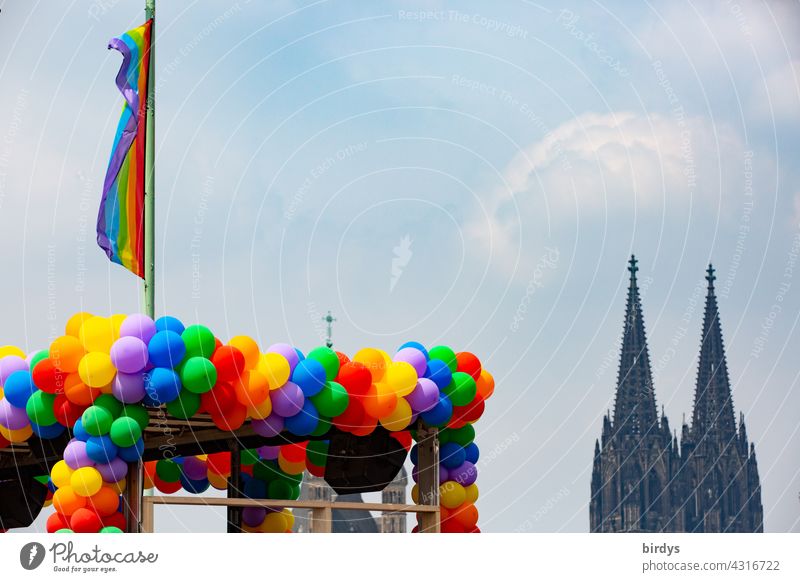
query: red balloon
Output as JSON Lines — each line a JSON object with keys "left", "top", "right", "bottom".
{"left": 441, "top": 519, "right": 465, "bottom": 533}
{"left": 336, "top": 362, "right": 371, "bottom": 396}
{"left": 281, "top": 442, "right": 307, "bottom": 464}
{"left": 101, "top": 511, "right": 127, "bottom": 531}
{"left": 455, "top": 352, "right": 482, "bottom": 381}
{"left": 469, "top": 526, "right": 481, "bottom": 533}
{"left": 350, "top": 417, "right": 377, "bottom": 437}
{"left": 201, "top": 382, "right": 237, "bottom": 416}
{"left": 333, "top": 397, "right": 366, "bottom": 432}
{"left": 240, "top": 464, "right": 253, "bottom": 477}
{"left": 0, "top": 433, "right": 10, "bottom": 450}
{"left": 153, "top": 475, "right": 182, "bottom": 494}
{"left": 307, "top": 462, "right": 325, "bottom": 478}
{"left": 390, "top": 430, "right": 412, "bottom": 451}
{"left": 70, "top": 507, "right": 103, "bottom": 533}
{"left": 46, "top": 512, "right": 70, "bottom": 533}
{"left": 206, "top": 452, "right": 231, "bottom": 475}
{"left": 211, "top": 402, "right": 247, "bottom": 431}
{"left": 449, "top": 396, "right": 485, "bottom": 428}
{"left": 53, "top": 394, "right": 87, "bottom": 427}
{"left": 211, "top": 346, "right": 246, "bottom": 383}
{"left": 335, "top": 351, "right": 350, "bottom": 368}
{"left": 32, "top": 358, "right": 66, "bottom": 394}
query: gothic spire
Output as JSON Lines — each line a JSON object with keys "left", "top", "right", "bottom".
{"left": 612, "top": 255, "right": 658, "bottom": 437}
{"left": 690, "top": 264, "right": 737, "bottom": 447}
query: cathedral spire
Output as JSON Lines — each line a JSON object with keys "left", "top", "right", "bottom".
{"left": 690, "top": 264, "right": 737, "bottom": 446}
{"left": 612, "top": 255, "right": 658, "bottom": 437}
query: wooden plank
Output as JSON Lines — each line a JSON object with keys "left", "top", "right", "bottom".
{"left": 416, "top": 422, "right": 441, "bottom": 533}
{"left": 310, "top": 505, "right": 332, "bottom": 533}
{"left": 227, "top": 440, "right": 241, "bottom": 533}
{"left": 125, "top": 461, "right": 143, "bottom": 533}
{"left": 141, "top": 497, "right": 155, "bottom": 533}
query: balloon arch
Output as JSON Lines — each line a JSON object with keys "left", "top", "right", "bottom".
{"left": 0, "top": 312, "right": 492, "bottom": 533}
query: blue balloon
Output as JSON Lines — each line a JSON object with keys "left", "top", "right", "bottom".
{"left": 399, "top": 341, "right": 429, "bottom": 360}
{"left": 295, "top": 348, "right": 305, "bottom": 361}
{"left": 180, "top": 474, "right": 210, "bottom": 494}
{"left": 141, "top": 393, "right": 160, "bottom": 407}
{"left": 410, "top": 444, "right": 418, "bottom": 465}
{"left": 291, "top": 359, "right": 326, "bottom": 397}
{"left": 284, "top": 400, "right": 319, "bottom": 436}
{"left": 148, "top": 330, "right": 186, "bottom": 368}
{"left": 118, "top": 438, "right": 144, "bottom": 462}
{"left": 244, "top": 477, "right": 266, "bottom": 499}
{"left": 86, "top": 435, "right": 119, "bottom": 464}
{"left": 440, "top": 442, "right": 466, "bottom": 469}
{"left": 3, "top": 370, "right": 37, "bottom": 408}
{"left": 72, "top": 419, "right": 91, "bottom": 442}
{"left": 155, "top": 315, "right": 185, "bottom": 335}
{"left": 31, "top": 421, "right": 65, "bottom": 439}
{"left": 425, "top": 359, "right": 452, "bottom": 389}
{"left": 464, "top": 442, "right": 480, "bottom": 465}
{"left": 145, "top": 367, "right": 182, "bottom": 404}
{"left": 419, "top": 394, "right": 453, "bottom": 427}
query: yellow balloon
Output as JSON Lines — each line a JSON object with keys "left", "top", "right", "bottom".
{"left": 0, "top": 345, "right": 26, "bottom": 359}
{"left": 281, "top": 508, "right": 294, "bottom": 530}
{"left": 228, "top": 336, "right": 260, "bottom": 370}
{"left": 79, "top": 316, "right": 116, "bottom": 353}
{"left": 78, "top": 352, "right": 117, "bottom": 388}
{"left": 51, "top": 460, "right": 75, "bottom": 489}
{"left": 440, "top": 482, "right": 466, "bottom": 509}
{"left": 66, "top": 312, "right": 94, "bottom": 338}
{"left": 70, "top": 466, "right": 103, "bottom": 497}
{"left": 465, "top": 483, "right": 479, "bottom": 504}
{"left": 411, "top": 484, "right": 419, "bottom": 504}
{"left": 257, "top": 353, "right": 290, "bottom": 389}
{"left": 260, "top": 511, "right": 288, "bottom": 533}
{"left": 110, "top": 478, "right": 127, "bottom": 494}
{"left": 247, "top": 396, "right": 272, "bottom": 420}
{"left": 110, "top": 314, "right": 126, "bottom": 338}
{"left": 379, "top": 397, "right": 413, "bottom": 431}
{"left": 0, "top": 424, "right": 32, "bottom": 443}
{"left": 49, "top": 335, "right": 85, "bottom": 374}
{"left": 353, "top": 348, "right": 387, "bottom": 382}
{"left": 208, "top": 471, "right": 228, "bottom": 490}
{"left": 278, "top": 455, "right": 305, "bottom": 476}
{"left": 385, "top": 361, "right": 418, "bottom": 397}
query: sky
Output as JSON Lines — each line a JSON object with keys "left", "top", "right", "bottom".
{"left": 1, "top": 0, "right": 799, "bottom": 533}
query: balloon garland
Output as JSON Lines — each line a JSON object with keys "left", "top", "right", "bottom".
{"left": 0, "top": 313, "right": 493, "bottom": 533}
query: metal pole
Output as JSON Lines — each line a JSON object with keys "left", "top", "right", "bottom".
{"left": 125, "top": 0, "right": 155, "bottom": 533}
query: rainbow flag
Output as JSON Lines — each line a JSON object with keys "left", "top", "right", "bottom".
{"left": 97, "top": 20, "right": 152, "bottom": 278}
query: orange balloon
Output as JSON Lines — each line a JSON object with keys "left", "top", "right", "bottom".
{"left": 228, "top": 336, "right": 260, "bottom": 370}
{"left": 49, "top": 335, "right": 85, "bottom": 374}
{"left": 234, "top": 370, "right": 269, "bottom": 407}
{"left": 52, "top": 487, "right": 86, "bottom": 517}
{"left": 63, "top": 373, "right": 99, "bottom": 405}
{"left": 451, "top": 502, "right": 479, "bottom": 529}
{"left": 476, "top": 370, "right": 494, "bottom": 400}
{"left": 277, "top": 456, "right": 305, "bottom": 476}
{"left": 208, "top": 471, "right": 228, "bottom": 490}
{"left": 362, "top": 383, "right": 397, "bottom": 419}
{"left": 353, "top": 348, "right": 387, "bottom": 383}
{"left": 66, "top": 312, "right": 94, "bottom": 338}
{"left": 87, "top": 486, "right": 120, "bottom": 517}
{"left": 246, "top": 396, "right": 272, "bottom": 420}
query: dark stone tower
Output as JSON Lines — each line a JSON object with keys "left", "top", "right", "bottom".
{"left": 590, "top": 256, "right": 682, "bottom": 532}
{"left": 678, "top": 265, "right": 763, "bottom": 532}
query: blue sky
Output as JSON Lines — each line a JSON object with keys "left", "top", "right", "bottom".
{"left": 1, "top": 0, "right": 799, "bottom": 532}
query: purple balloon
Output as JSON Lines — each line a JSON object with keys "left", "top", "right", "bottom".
{"left": 271, "top": 382, "right": 304, "bottom": 417}
{"left": 96, "top": 457, "right": 128, "bottom": 482}
{"left": 0, "top": 398, "right": 30, "bottom": 430}
{"left": 64, "top": 440, "right": 94, "bottom": 469}
{"left": 112, "top": 372, "right": 146, "bottom": 404}
{"left": 182, "top": 456, "right": 208, "bottom": 481}
{"left": 406, "top": 378, "right": 439, "bottom": 413}
{"left": 450, "top": 461, "right": 477, "bottom": 486}
{"left": 110, "top": 336, "right": 149, "bottom": 374}
{"left": 252, "top": 413, "right": 284, "bottom": 437}
{"left": 0, "top": 355, "right": 29, "bottom": 386}
{"left": 411, "top": 464, "right": 449, "bottom": 484}
{"left": 257, "top": 445, "right": 280, "bottom": 460}
{"left": 266, "top": 343, "right": 300, "bottom": 372}
{"left": 242, "top": 506, "right": 266, "bottom": 528}
{"left": 119, "top": 314, "right": 157, "bottom": 344}
{"left": 394, "top": 347, "right": 428, "bottom": 377}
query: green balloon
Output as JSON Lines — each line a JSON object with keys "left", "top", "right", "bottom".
{"left": 100, "top": 526, "right": 123, "bottom": 533}
{"left": 446, "top": 372, "right": 477, "bottom": 407}
{"left": 438, "top": 429, "right": 452, "bottom": 445}
{"left": 29, "top": 349, "right": 49, "bottom": 371}
{"left": 166, "top": 390, "right": 200, "bottom": 419}
{"left": 55, "top": 528, "right": 74, "bottom": 533}
{"left": 26, "top": 390, "right": 57, "bottom": 426}
{"left": 109, "top": 416, "right": 142, "bottom": 448}
{"left": 155, "top": 459, "right": 182, "bottom": 482}
{"left": 240, "top": 448, "right": 260, "bottom": 466}
{"left": 306, "top": 440, "right": 329, "bottom": 467}
{"left": 82, "top": 405, "right": 114, "bottom": 436}
{"left": 428, "top": 346, "right": 457, "bottom": 373}
{"left": 179, "top": 357, "right": 217, "bottom": 394}
{"left": 121, "top": 404, "right": 150, "bottom": 431}
{"left": 290, "top": 482, "right": 301, "bottom": 500}
{"left": 448, "top": 424, "right": 475, "bottom": 446}
{"left": 181, "top": 325, "right": 216, "bottom": 359}
{"left": 310, "top": 416, "right": 332, "bottom": 438}
{"left": 307, "top": 347, "right": 340, "bottom": 381}
{"left": 93, "top": 394, "right": 124, "bottom": 419}
{"left": 310, "top": 381, "right": 349, "bottom": 417}
{"left": 253, "top": 459, "right": 281, "bottom": 482}
{"left": 268, "top": 479, "right": 294, "bottom": 500}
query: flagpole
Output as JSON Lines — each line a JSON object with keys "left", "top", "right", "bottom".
{"left": 144, "top": 0, "right": 156, "bottom": 319}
